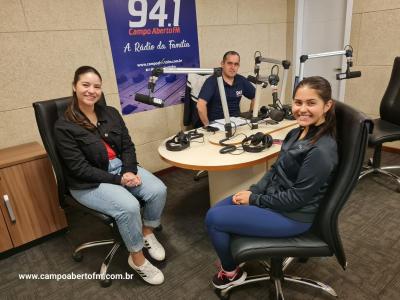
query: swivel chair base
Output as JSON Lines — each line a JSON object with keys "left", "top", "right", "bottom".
{"left": 359, "top": 159, "right": 400, "bottom": 192}
{"left": 72, "top": 239, "right": 121, "bottom": 288}
{"left": 216, "top": 258, "right": 337, "bottom": 300}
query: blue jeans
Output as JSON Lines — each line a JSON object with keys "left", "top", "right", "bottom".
{"left": 70, "top": 158, "right": 167, "bottom": 253}
{"left": 205, "top": 196, "right": 311, "bottom": 271}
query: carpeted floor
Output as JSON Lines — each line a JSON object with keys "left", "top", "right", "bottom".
{"left": 1, "top": 151, "right": 399, "bottom": 299}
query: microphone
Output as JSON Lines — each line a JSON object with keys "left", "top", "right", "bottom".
{"left": 134, "top": 93, "right": 164, "bottom": 108}
{"left": 336, "top": 71, "right": 361, "bottom": 80}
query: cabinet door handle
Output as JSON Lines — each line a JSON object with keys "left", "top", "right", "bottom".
{"left": 3, "top": 195, "right": 16, "bottom": 223}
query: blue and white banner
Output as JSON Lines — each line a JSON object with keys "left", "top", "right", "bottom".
{"left": 103, "top": 0, "right": 200, "bottom": 114}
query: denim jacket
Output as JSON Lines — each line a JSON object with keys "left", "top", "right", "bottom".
{"left": 249, "top": 125, "right": 338, "bottom": 223}
{"left": 54, "top": 104, "right": 138, "bottom": 190}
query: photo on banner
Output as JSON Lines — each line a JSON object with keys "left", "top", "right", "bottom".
{"left": 103, "top": 0, "right": 200, "bottom": 115}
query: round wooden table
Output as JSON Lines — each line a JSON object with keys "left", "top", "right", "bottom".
{"left": 158, "top": 119, "right": 297, "bottom": 205}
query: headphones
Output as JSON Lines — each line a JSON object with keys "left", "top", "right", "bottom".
{"left": 242, "top": 132, "right": 273, "bottom": 153}
{"left": 258, "top": 105, "right": 285, "bottom": 122}
{"left": 268, "top": 65, "right": 280, "bottom": 86}
{"left": 282, "top": 104, "right": 295, "bottom": 120}
{"left": 165, "top": 130, "right": 204, "bottom": 151}
{"left": 258, "top": 105, "right": 269, "bottom": 119}
{"left": 269, "top": 108, "right": 285, "bottom": 122}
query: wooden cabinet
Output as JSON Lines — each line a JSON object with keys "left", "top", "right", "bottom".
{"left": 0, "top": 142, "right": 67, "bottom": 253}
{"left": 0, "top": 208, "right": 13, "bottom": 252}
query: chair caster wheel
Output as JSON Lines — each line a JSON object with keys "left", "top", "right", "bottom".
{"left": 100, "top": 278, "right": 112, "bottom": 288}
{"left": 214, "top": 289, "right": 230, "bottom": 300}
{"left": 72, "top": 252, "right": 83, "bottom": 262}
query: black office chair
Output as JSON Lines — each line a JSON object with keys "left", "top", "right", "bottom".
{"left": 216, "top": 101, "right": 372, "bottom": 299}
{"left": 184, "top": 73, "right": 211, "bottom": 181}
{"left": 358, "top": 57, "right": 400, "bottom": 192}
{"left": 184, "top": 73, "right": 209, "bottom": 129}
{"left": 33, "top": 95, "right": 127, "bottom": 287}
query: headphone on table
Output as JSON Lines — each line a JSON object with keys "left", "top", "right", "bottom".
{"left": 282, "top": 104, "right": 295, "bottom": 120}
{"left": 165, "top": 130, "right": 204, "bottom": 151}
{"left": 258, "top": 105, "right": 285, "bottom": 122}
{"left": 269, "top": 108, "right": 285, "bottom": 122}
{"left": 242, "top": 132, "right": 273, "bottom": 153}
{"left": 258, "top": 105, "right": 270, "bottom": 119}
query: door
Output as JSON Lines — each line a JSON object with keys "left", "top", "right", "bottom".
{"left": 293, "top": 0, "right": 353, "bottom": 101}
{"left": 0, "top": 209, "right": 13, "bottom": 252}
{"left": 0, "top": 158, "right": 67, "bottom": 247}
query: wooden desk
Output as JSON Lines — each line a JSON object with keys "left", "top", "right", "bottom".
{"left": 158, "top": 120, "right": 297, "bottom": 205}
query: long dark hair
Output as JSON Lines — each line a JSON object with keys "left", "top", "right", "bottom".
{"left": 65, "top": 66, "right": 102, "bottom": 130}
{"left": 293, "top": 76, "right": 336, "bottom": 143}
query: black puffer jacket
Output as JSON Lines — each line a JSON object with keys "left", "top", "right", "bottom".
{"left": 54, "top": 103, "right": 138, "bottom": 190}
{"left": 249, "top": 125, "right": 338, "bottom": 223}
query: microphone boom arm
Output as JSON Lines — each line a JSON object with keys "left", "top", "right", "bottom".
{"left": 251, "top": 53, "right": 291, "bottom": 129}
{"left": 298, "top": 46, "right": 361, "bottom": 82}
{"left": 148, "top": 67, "right": 233, "bottom": 138}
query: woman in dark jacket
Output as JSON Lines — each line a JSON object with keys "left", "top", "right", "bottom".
{"left": 206, "top": 76, "right": 338, "bottom": 289}
{"left": 55, "top": 66, "right": 166, "bottom": 285}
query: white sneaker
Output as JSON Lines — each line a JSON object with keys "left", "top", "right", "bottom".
{"left": 144, "top": 233, "right": 166, "bottom": 261}
{"left": 128, "top": 256, "right": 164, "bottom": 285}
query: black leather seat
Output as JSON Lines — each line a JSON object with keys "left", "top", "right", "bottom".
{"left": 359, "top": 57, "right": 400, "bottom": 191}
{"left": 33, "top": 95, "right": 124, "bottom": 287}
{"left": 216, "top": 101, "right": 372, "bottom": 299}
{"left": 184, "top": 74, "right": 210, "bottom": 181}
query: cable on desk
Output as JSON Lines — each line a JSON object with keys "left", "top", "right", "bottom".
{"left": 219, "top": 133, "right": 247, "bottom": 154}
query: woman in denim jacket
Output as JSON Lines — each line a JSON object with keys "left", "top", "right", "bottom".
{"left": 55, "top": 66, "right": 166, "bottom": 285}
